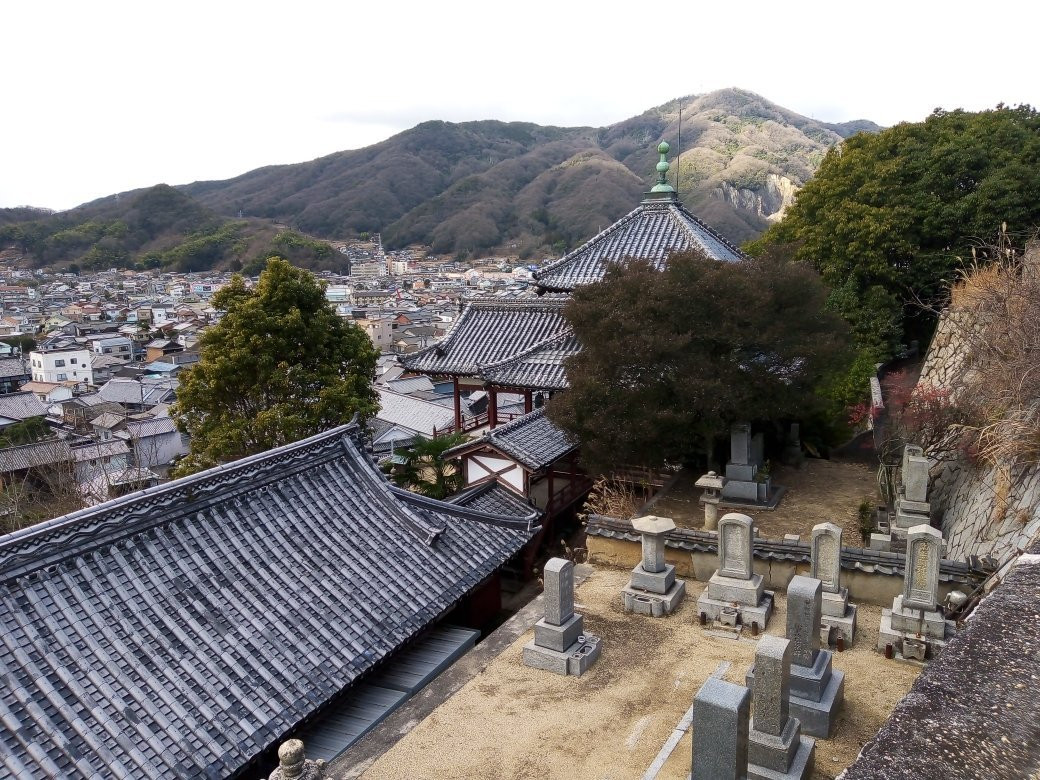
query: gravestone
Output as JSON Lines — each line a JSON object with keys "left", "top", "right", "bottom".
{"left": 748, "top": 575, "right": 844, "bottom": 738}
{"left": 692, "top": 677, "right": 750, "bottom": 780}
{"left": 810, "top": 523, "right": 858, "bottom": 644}
{"left": 722, "top": 422, "right": 773, "bottom": 504}
{"left": 523, "top": 558, "right": 601, "bottom": 676}
{"left": 622, "top": 515, "right": 686, "bottom": 616}
{"left": 894, "top": 445, "right": 931, "bottom": 536}
{"left": 697, "top": 513, "right": 773, "bottom": 631}
{"left": 877, "top": 524, "right": 951, "bottom": 659}
{"left": 747, "top": 636, "right": 815, "bottom": 780}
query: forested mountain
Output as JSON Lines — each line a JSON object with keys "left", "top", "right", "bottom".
{"left": 180, "top": 88, "right": 878, "bottom": 256}
{"left": 1, "top": 89, "right": 878, "bottom": 269}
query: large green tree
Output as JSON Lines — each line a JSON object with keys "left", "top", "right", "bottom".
{"left": 172, "top": 257, "right": 378, "bottom": 474}
{"left": 547, "top": 250, "right": 848, "bottom": 472}
{"left": 748, "top": 105, "right": 1040, "bottom": 366}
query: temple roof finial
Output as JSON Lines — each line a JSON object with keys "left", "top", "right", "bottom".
{"left": 649, "top": 141, "right": 675, "bottom": 194}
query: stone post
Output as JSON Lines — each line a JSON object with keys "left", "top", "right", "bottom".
{"left": 692, "top": 677, "right": 749, "bottom": 780}
{"left": 543, "top": 557, "right": 573, "bottom": 627}
{"left": 524, "top": 557, "right": 601, "bottom": 675}
{"left": 786, "top": 576, "right": 821, "bottom": 668}
{"left": 268, "top": 740, "right": 326, "bottom": 780}
{"left": 747, "top": 636, "right": 815, "bottom": 779}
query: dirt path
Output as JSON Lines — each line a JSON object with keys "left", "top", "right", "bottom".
{"left": 651, "top": 459, "right": 880, "bottom": 544}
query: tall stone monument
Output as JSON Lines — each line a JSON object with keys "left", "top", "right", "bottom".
{"left": 721, "top": 422, "right": 773, "bottom": 504}
{"left": 749, "top": 576, "right": 844, "bottom": 738}
{"left": 523, "top": 558, "right": 601, "bottom": 676}
{"left": 747, "top": 636, "right": 815, "bottom": 780}
{"left": 622, "top": 515, "right": 686, "bottom": 616}
{"left": 877, "top": 524, "right": 952, "bottom": 660}
{"left": 692, "top": 677, "right": 750, "bottom": 780}
{"left": 697, "top": 513, "right": 774, "bottom": 631}
{"left": 893, "top": 445, "right": 931, "bottom": 537}
{"left": 810, "top": 523, "right": 857, "bottom": 644}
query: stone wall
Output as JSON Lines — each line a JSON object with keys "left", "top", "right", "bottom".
{"left": 918, "top": 306, "right": 1040, "bottom": 562}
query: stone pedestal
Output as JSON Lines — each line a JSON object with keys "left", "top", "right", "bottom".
{"left": 523, "top": 558, "right": 601, "bottom": 676}
{"left": 622, "top": 516, "right": 686, "bottom": 616}
{"left": 697, "top": 513, "right": 773, "bottom": 631}
{"left": 819, "top": 588, "right": 857, "bottom": 645}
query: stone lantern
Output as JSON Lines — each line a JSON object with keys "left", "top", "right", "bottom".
{"left": 695, "top": 471, "right": 727, "bottom": 530}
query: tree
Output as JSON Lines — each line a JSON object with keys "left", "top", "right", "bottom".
{"left": 748, "top": 105, "right": 1040, "bottom": 369}
{"left": 547, "top": 250, "right": 848, "bottom": 472}
{"left": 386, "top": 432, "right": 468, "bottom": 499}
{"left": 172, "top": 257, "right": 378, "bottom": 474}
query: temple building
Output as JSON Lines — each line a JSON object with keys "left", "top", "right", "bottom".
{"left": 0, "top": 423, "right": 539, "bottom": 778}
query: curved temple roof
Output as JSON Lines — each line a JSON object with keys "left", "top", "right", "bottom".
{"left": 0, "top": 424, "right": 537, "bottom": 779}
{"left": 533, "top": 197, "right": 746, "bottom": 292}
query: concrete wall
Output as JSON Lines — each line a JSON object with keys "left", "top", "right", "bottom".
{"left": 587, "top": 535, "right": 962, "bottom": 607}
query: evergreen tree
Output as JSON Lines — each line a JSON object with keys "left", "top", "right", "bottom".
{"left": 172, "top": 258, "right": 378, "bottom": 475}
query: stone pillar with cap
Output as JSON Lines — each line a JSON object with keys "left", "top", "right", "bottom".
{"left": 811, "top": 522, "right": 857, "bottom": 644}
{"left": 695, "top": 471, "right": 726, "bottom": 530}
{"left": 748, "top": 575, "right": 844, "bottom": 738}
{"left": 877, "top": 523, "right": 952, "bottom": 660}
{"left": 267, "top": 740, "right": 326, "bottom": 780}
{"left": 747, "top": 636, "right": 815, "bottom": 780}
{"left": 622, "top": 515, "right": 686, "bottom": 616}
{"left": 696, "top": 512, "right": 774, "bottom": 632}
{"left": 523, "top": 557, "right": 602, "bottom": 676}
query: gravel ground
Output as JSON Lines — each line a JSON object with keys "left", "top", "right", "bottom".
{"left": 360, "top": 567, "right": 919, "bottom": 780}
{"left": 651, "top": 459, "right": 880, "bottom": 543}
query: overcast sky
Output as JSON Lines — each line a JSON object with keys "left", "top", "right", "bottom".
{"left": 4, "top": 0, "right": 1038, "bottom": 211}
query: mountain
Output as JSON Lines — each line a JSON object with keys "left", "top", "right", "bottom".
{"left": 181, "top": 88, "right": 880, "bottom": 256}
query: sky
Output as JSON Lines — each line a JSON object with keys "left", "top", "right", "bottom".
{"left": 4, "top": 0, "right": 1039, "bottom": 211}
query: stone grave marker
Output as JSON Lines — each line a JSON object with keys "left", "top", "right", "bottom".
{"left": 697, "top": 513, "right": 773, "bottom": 630}
{"left": 622, "top": 515, "right": 686, "bottom": 616}
{"left": 810, "top": 523, "right": 858, "bottom": 644}
{"left": 523, "top": 557, "right": 601, "bottom": 676}
{"left": 747, "top": 636, "right": 815, "bottom": 780}
{"left": 692, "top": 677, "right": 749, "bottom": 780}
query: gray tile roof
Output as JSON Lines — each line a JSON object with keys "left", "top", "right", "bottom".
{"left": 843, "top": 545, "right": 1040, "bottom": 780}
{"left": 97, "top": 377, "right": 177, "bottom": 407}
{"left": 0, "top": 423, "right": 536, "bottom": 779}
{"left": 0, "top": 439, "right": 72, "bottom": 472}
{"left": 449, "top": 480, "right": 540, "bottom": 519}
{"left": 400, "top": 299, "right": 570, "bottom": 378}
{"left": 0, "top": 358, "right": 28, "bottom": 380}
{"left": 445, "top": 409, "right": 577, "bottom": 472}
{"left": 376, "top": 389, "right": 457, "bottom": 436}
{"left": 123, "top": 416, "right": 178, "bottom": 439}
{"left": 479, "top": 331, "right": 580, "bottom": 391}
{"left": 385, "top": 376, "right": 436, "bottom": 395}
{"left": 533, "top": 197, "right": 746, "bottom": 292}
{"left": 0, "top": 391, "right": 48, "bottom": 421}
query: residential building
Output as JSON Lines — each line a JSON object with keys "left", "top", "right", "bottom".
{"left": 28, "top": 346, "right": 93, "bottom": 385}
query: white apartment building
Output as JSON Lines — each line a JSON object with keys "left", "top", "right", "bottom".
{"left": 29, "top": 347, "right": 94, "bottom": 385}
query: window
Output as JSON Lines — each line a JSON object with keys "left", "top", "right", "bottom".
{"left": 54, "top": 359, "right": 65, "bottom": 367}
{"left": 70, "top": 358, "right": 77, "bottom": 365}
{"left": 57, "top": 373, "right": 67, "bottom": 381}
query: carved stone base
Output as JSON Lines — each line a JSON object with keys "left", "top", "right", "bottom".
{"left": 523, "top": 635, "right": 601, "bottom": 676}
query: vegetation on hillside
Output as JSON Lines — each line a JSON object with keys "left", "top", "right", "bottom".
{"left": 171, "top": 258, "right": 378, "bottom": 475}
{"left": 748, "top": 105, "right": 1040, "bottom": 408}
{"left": 547, "top": 249, "right": 848, "bottom": 471}
{"left": 180, "top": 89, "right": 878, "bottom": 256}
{"left": 0, "top": 184, "right": 343, "bottom": 273}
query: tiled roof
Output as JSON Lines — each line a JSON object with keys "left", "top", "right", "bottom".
{"left": 0, "top": 391, "right": 48, "bottom": 421}
{"left": 479, "top": 331, "right": 580, "bottom": 391}
{"left": 97, "top": 377, "right": 177, "bottom": 406}
{"left": 123, "top": 416, "right": 178, "bottom": 438}
{"left": 69, "top": 439, "right": 130, "bottom": 462}
{"left": 385, "top": 376, "right": 436, "bottom": 395}
{"left": 400, "top": 299, "right": 569, "bottom": 377}
{"left": 449, "top": 480, "right": 540, "bottom": 519}
{"left": 89, "top": 412, "right": 125, "bottom": 429}
{"left": 843, "top": 546, "right": 1040, "bottom": 780}
{"left": 533, "top": 197, "right": 746, "bottom": 292}
{"left": 0, "top": 424, "right": 536, "bottom": 779}
{"left": 376, "top": 389, "right": 456, "bottom": 436}
{"left": 0, "top": 439, "right": 72, "bottom": 472}
{"left": 0, "top": 358, "right": 28, "bottom": 379}
{"left": 445, "top": 409, "right": 576, "bottom": 472}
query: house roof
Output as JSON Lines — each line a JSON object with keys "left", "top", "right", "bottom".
{"left": 400, "top": 298, "right": 569, "bottom": 378}
{"left": 376, "top": 389, "right": 456, "bottom": 436}
{"left": 89, "top": 412, "right": 125, "bottom": 429}
{"left": 123, "top": 416, "right": 178, "bottom": 438}
{"left": 479, "top": 331, "right": 580, "bottom": 391}
{"left": 449, "top": 480, "right": 540, "bottom": 519}
{"left": 0, "top": 439, "right": 72, "bottom": 472}
{"left": 444, "top": 409, "right": 576, "bottom": 472}
{"left": 385, "top": 376, "right": 436, "bottom": 395}
{"left": 842, "top": 547, "right": 1040, "bottom": 780}
{"left": 97, "top": 377, "right": 177, "bottom": 407}
{"left": 69, "top": 438, "right": 130, "bottom": 462}
{"left": 0, "top": 358, "right": 28, "bottom": 379}
{"left": 0, "top": 423, "right": 536, "bottom": 779}
{"left": 533, "top": 196, "right": 746, "bottom": 292}
{"left": 0, "top": 391, "right": 48, "bottom": 421}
